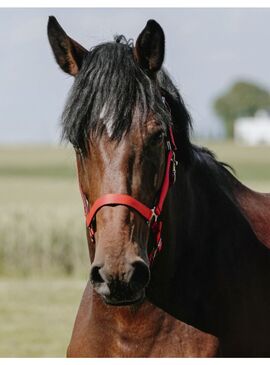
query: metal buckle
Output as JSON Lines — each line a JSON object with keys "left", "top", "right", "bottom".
{"left": 167, "top": 141, "right": 172, "bottom": 151}
{"left": 171, "top": 152, "right": 178, "bottom": 184}
{"left": 148, "top": 207, "right": 158, "bottom": 226}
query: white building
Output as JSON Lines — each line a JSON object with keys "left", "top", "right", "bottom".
{"left": 234, "top": 110, "right": 270, "bottom": 145}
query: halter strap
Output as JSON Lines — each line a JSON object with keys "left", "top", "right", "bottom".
{"left": 76, "top": 125, "right": 178, "bottom": 264}
{"left": 86, "top": 194, "right": 154, "bottom": 227}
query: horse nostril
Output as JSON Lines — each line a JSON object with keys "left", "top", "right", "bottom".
{"left": 90, "top": 265, "right": 105, "bottom": 284}
{"left": 130, "top": 261, "right": 150, "bottom": 291}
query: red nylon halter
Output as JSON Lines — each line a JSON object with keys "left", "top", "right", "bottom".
{"left": 76, "top": 125, "right": 177, "bottom": 264}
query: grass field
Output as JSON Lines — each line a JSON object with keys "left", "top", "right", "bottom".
{"left": 0, "top": 146, "right": 89, "bottom": 277}
{"left": 0, "top": 141, "right": 269, "bottom": 357}
{"left": 0, "top": 278, "right": 85, "bottom": 357}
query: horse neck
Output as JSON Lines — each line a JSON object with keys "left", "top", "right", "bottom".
{"left": 147, "top": 147, "right": 270, "bottom": 335}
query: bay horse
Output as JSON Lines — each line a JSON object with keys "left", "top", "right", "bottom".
{"left": 47, "top": 16, "right": 270, "bottom": 357}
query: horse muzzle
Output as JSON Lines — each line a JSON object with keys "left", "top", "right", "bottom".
{"left": 90, "top": 260, "right": 150, "bottom": 306}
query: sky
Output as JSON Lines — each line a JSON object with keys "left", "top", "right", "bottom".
{"left": 1, "top": 8, "right": 270, "bottom": 144}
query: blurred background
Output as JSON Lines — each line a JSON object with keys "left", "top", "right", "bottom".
{"left": 0, "top": 8, "right": 270, "bottom": 357}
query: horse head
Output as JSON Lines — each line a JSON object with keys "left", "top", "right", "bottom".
{"left": 48, "top": 17, "right": 176, "bottom": 306}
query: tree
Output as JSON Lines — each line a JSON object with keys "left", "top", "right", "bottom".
{"left": 213, "top": 81, "right": 270, "bottom": 138}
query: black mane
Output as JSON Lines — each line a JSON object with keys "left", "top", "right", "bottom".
{"left": 61, "top": 36, "right": 182, "bottom": 154}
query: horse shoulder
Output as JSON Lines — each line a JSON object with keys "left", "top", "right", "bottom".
{"left": 235, "top": 183, "right": 270, "bottom": 248}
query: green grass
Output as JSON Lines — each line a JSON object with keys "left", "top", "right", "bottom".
{"left": 0, "top": 278, "right": 85, "bottom": 357}
{"left": 0, "top": 146, "right": 89, "bottom": 277}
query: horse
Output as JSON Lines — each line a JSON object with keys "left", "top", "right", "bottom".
{"left": 47, "top": 16, "right": 219, "bottom": 358}
{"left": 47, "top": 16, "right": 270, "bottom": 357}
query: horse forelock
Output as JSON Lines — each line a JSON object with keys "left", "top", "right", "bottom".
{"left": 61, "top": 38, "right": 173, "bottom": 154}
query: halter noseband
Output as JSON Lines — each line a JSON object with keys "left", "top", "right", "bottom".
{"left": 76, "top": 124, "right": 178, "bottom": 265}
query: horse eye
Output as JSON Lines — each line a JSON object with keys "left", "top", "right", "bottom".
{"left": 150, "top": 131, "right": 164, "bottom": 145}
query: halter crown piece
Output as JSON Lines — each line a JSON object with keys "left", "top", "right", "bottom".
{"left": 76, "top": 121, "right": 178, "bottom": 265}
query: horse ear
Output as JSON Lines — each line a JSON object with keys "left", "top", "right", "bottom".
{"left": 134, "top": 19, "right": 165, "bottom": 73}
{"left": 47, "top": 16, "right": 88, "bottom": 76}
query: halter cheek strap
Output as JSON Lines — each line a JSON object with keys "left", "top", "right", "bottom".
{"left": 76, "top": 126, "right": 178, "bottom": 265}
